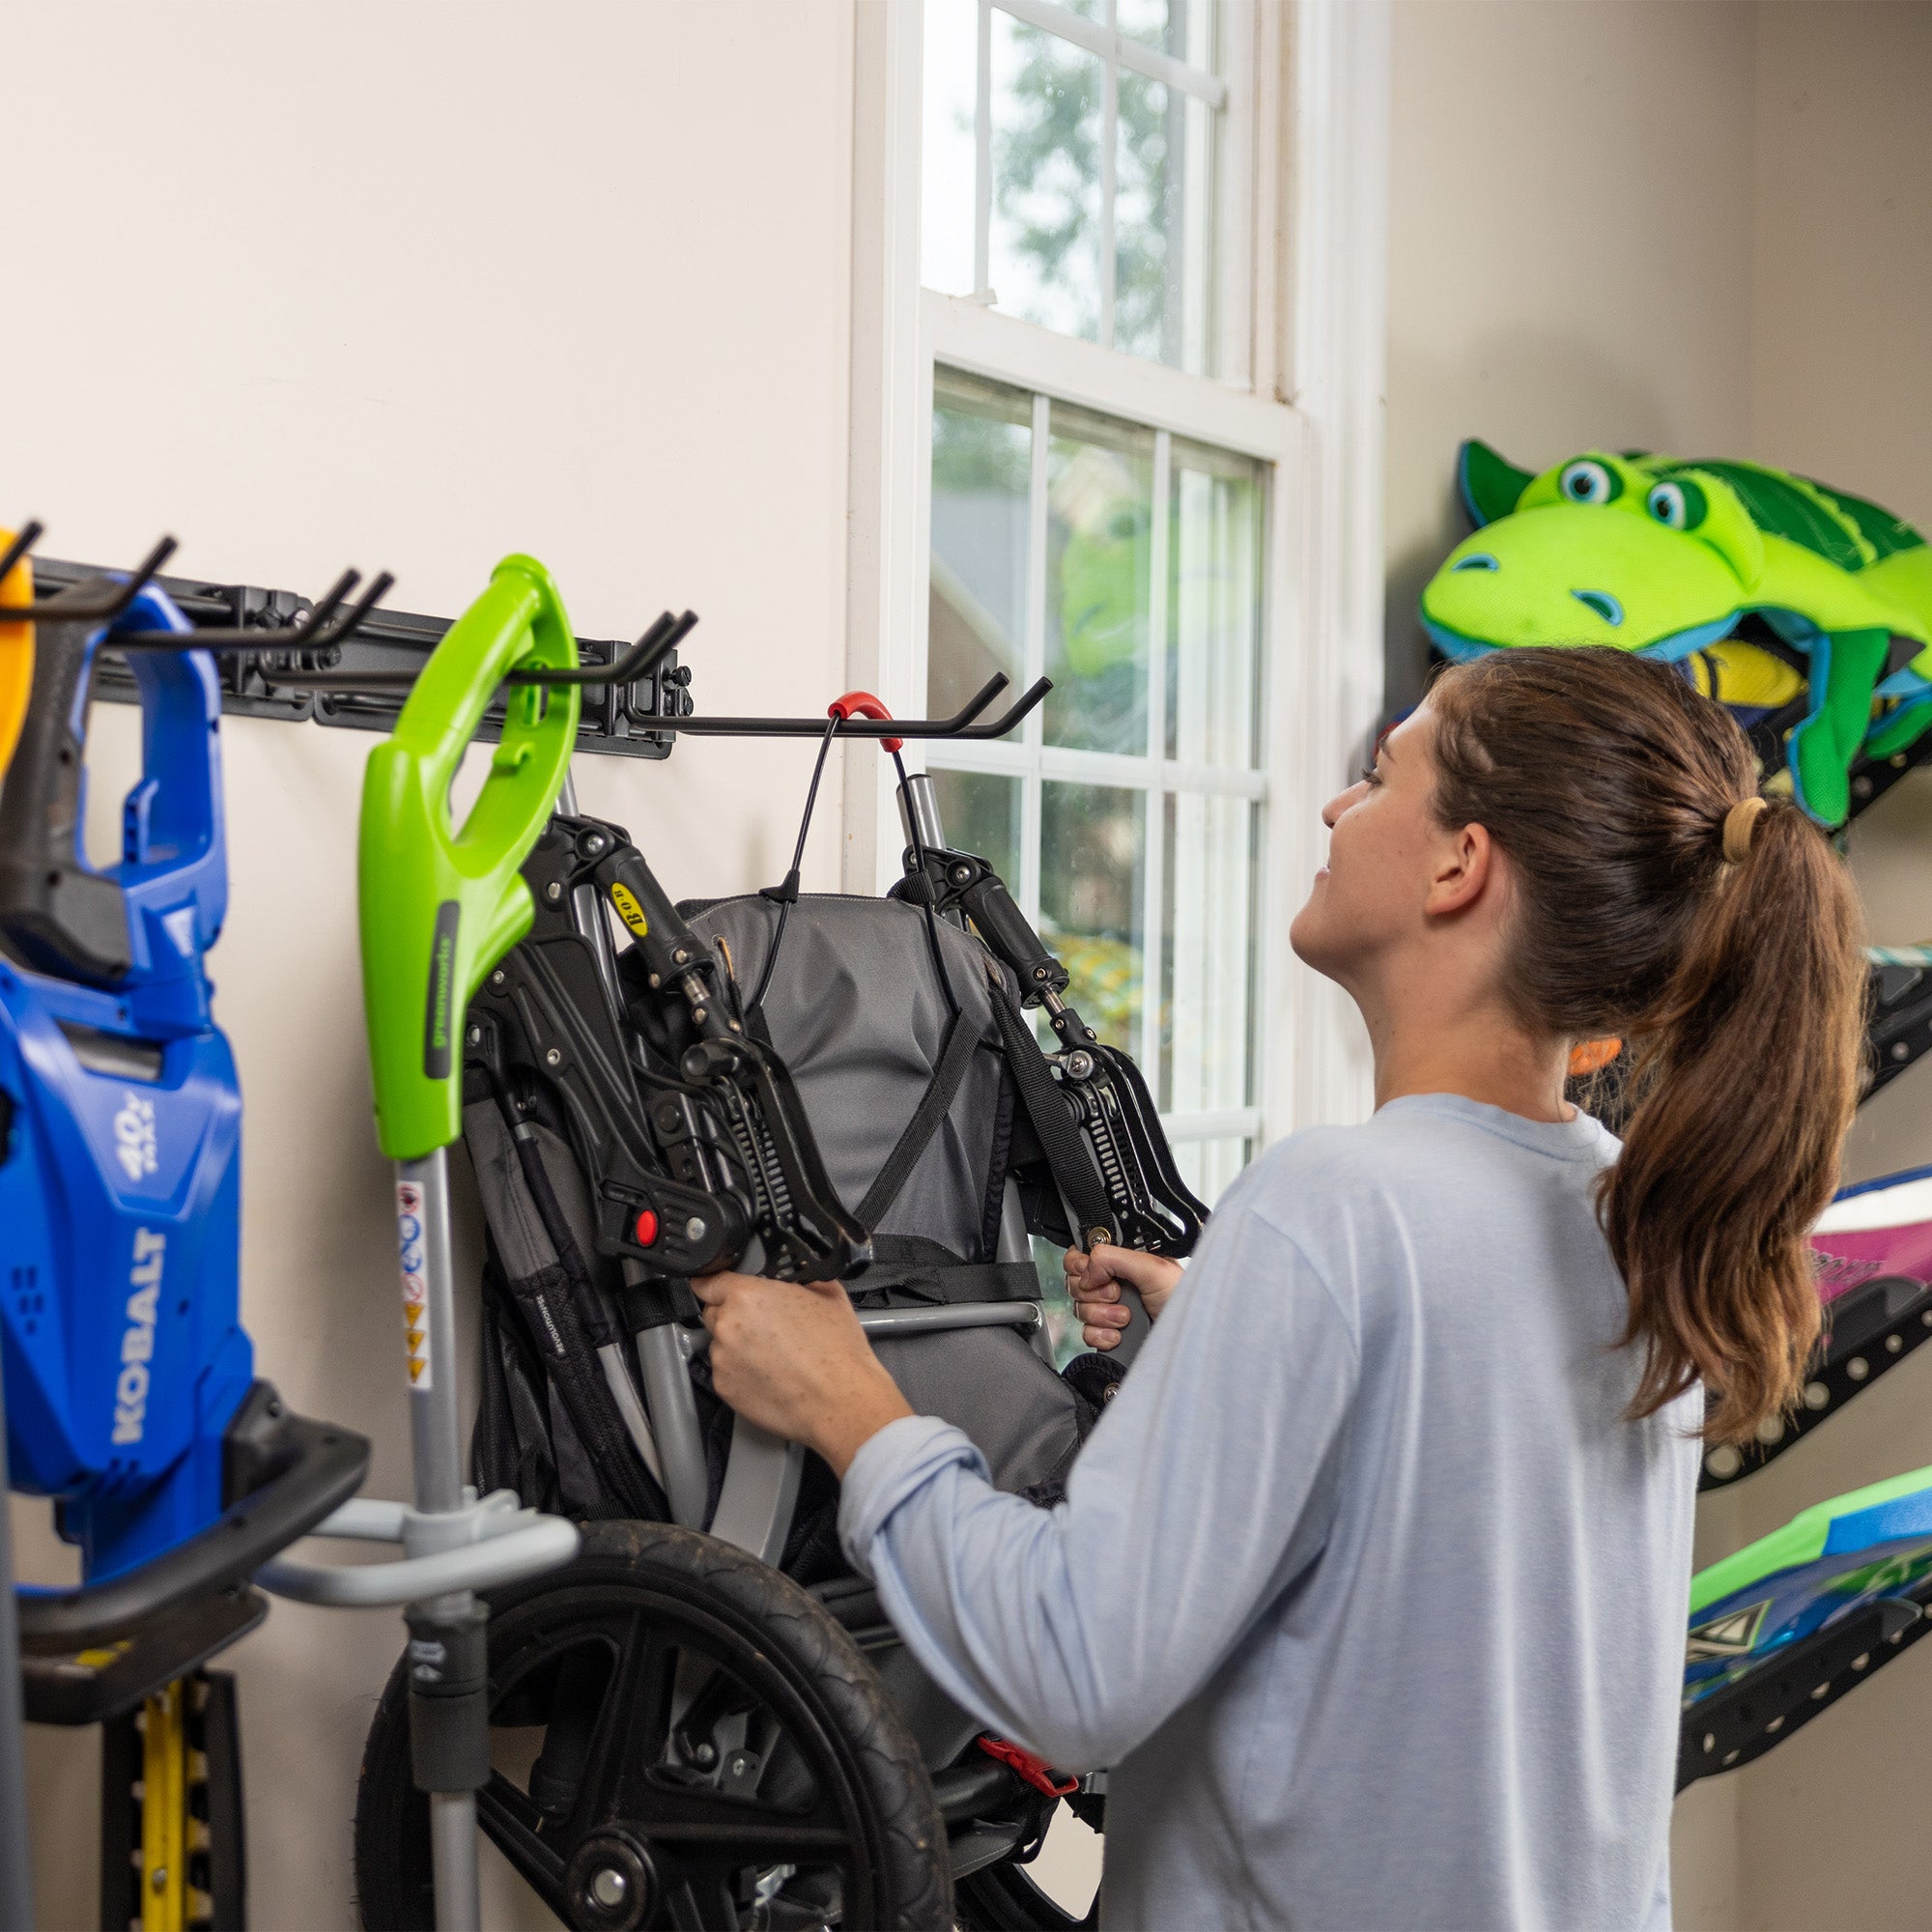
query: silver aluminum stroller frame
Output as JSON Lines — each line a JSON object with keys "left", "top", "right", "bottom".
{"left": 351, "top": 714, "right": 1205, "bottom": 1931}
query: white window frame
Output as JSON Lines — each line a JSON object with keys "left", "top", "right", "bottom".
{"left": 847, "top": 0, "right": 1392, "bottom": 1145}
{"left": 940, "top": 0, "right": 1253, "bottom": 382}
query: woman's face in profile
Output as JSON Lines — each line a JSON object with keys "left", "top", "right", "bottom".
{"left": 1290, "top": 703, "right": 1447, "bottom": 989}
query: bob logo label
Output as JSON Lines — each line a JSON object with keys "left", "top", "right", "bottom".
{"left": 609, "top": 882, "right": 650, "bottom": 939}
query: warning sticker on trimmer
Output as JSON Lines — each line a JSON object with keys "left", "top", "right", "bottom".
{"left": 396, "top": 1180, "right": 432, "bottom": 1389}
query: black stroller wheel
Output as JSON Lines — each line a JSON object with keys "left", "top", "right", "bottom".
{"left": 354, "top": 1520, "right": 951, "bottom": 1931}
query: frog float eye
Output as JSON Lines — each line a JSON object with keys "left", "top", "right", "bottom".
{"left": 1558, "top": 459, "right": 1620, "bottom": 505}
{"left": 1645, "top": 478, "right": 1707, "bottom": 530}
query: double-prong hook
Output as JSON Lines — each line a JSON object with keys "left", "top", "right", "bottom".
{"left": 111, "top": 568, "right": 397, "bottom": 656}
{"left": 664, "top": 669, "right": 1051, "bottom": 740}
{"left": 0, "top": 520, "right": 43, "bottom": 594}
{"left": 507, "top": 609, "right": 698, "bottom": 687}
{"left": 262, "top": 608, "right": 697, "bottom": 696}
{"left": 0, "top": 526, "right": 179, "bottom": 622}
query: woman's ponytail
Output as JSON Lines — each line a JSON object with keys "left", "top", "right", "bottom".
{"left": 1603, "top": 798, "right": 1865, "bottom": 1441}
{"left": 1428, "top": 649, "right": 1867, "bottom": 1445}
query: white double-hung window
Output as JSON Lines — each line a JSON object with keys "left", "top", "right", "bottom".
{"left": 923, "top": 370, "right": 1264, "bottom": 1208}
{"left": 921, "top": 0, "right": 1239, "bottom": 375}
{"left": 915, "top": 0, "right": 1277, "bottom": 1220}
{"left": 850, "top": 0, "right": 1389, "bottom": 1344}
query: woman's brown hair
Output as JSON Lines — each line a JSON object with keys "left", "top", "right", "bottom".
{"left": 1427, "top": 646, "right": 1866, "bottom": 1444}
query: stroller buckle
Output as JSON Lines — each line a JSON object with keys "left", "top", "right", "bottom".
{"left": 977, "top": 1734, "right": 1079, "bottom": 1799}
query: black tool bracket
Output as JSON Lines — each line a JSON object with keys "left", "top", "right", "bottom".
{"left": 1678, "top": 1595, "right": 1924, "bottom": 1790}
{"left": 1846, "top": 719, "right": 1932, "bottom": 820}
{"left": 1696, "top": 1271, "right": 1932, "bottom": 1492}
{"left": 35, "top": 556, "right": 693, "bottom": 760}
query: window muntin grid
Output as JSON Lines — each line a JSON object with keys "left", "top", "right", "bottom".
{"left": 923, "top": 0, "right": 1228, "bottom": 375}
{"left": 924, "top": 369, "right": 1264, "bottom": 1240}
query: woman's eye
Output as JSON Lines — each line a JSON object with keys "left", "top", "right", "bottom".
{"left": 1558, "top": 459, "right": 1619, "bottom": 505}
{"left": 1358, "top": 764, "right": 1381, "bottom": 787}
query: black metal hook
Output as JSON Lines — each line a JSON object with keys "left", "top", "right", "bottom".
{"left": 301, "top": 570, "right": 397, "bottom": 654}
{"left": 259, "top": 608, "right": 693, "bottom": 697}
{"left": 233, "top": 589, "right": 1049, "bottom": 748}
{"left": 665, "top": 670, "right": 1049, "bottom": 740}
{"left": 947, "top": 675, "right": 1052, "bottom": 739}
{"left": 1, "top": 532, "right": 179, "bottom": 622}
{"left": 506, "top": 609, "right": 698, "bottom": 686}
{"left": 0, "top": 520, "right": 43, "bottom": 596}
{"left": 110, "top": 568, "right": 397, "bottom": 656}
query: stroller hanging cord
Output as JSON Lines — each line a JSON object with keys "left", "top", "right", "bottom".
{"left": 749, "top": 706, "right": 842, "bottom": 1014}
{"left": 751, "top": 691, "right": 960, "bottom": 1025}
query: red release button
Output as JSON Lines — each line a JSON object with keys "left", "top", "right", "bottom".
{"left": 634, "top": 1208, "right": 659, "bottom": 1247}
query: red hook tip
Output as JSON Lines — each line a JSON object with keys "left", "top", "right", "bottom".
{"left": 828, "top": 689, "right": 901, "bottom": 753}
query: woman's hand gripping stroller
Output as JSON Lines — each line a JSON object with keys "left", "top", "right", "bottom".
{"left": 694, "top": 1271, "right": 914, "bottom": 1476}
{"left": 696, "top": 1242, "right": 1183, "bottom": 1475}
{"left": 1065, "top": 1243, "right": 1183, "bottom": 1350}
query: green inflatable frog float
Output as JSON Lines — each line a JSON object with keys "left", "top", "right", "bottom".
{"left": 1421, "top": 440, "right": 1932, "bottom": 826}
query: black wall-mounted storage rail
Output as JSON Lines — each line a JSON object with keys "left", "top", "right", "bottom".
{"left": 36, "top": 557, "right": 691, "bottom": 761}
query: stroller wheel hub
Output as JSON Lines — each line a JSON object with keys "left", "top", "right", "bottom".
{"left": 565, "top": 1829, "right": 656, "bottom": 1930}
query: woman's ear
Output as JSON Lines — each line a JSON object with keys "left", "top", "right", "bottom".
{"left": 1424, "top": 821, "right": 1496, "bottom": 920}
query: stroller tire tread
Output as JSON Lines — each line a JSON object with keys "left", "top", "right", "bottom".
{"left": 353, "top": 1519, "right": 953, "bottom": 1931}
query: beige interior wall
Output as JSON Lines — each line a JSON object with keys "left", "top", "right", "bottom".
{"left": 0, "top": 5, "right": 859, "bottom": 1924}
{"left": 1719, "top": 7, "right": 1932, "bottom": 1928}
{"left": 1385, "top": 0, "right": 1757, "bottom": 1896}
{"left": 1384, "top": 0, "right": 1757, "bottom": 716}
{"left": 9, "top": 0, "right": 1927, "bottom": 1922}
{"left": 1389, "top": 4, "right": 1932, "bottom": 1927}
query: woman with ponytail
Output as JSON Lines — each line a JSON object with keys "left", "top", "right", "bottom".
{"left": 695, "top": 645, "right": 1866, "bottom": 1931}
{"left": 1419, "top": 648, "right": 1865, "bottom": 1446}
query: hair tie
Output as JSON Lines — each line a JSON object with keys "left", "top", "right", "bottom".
{"left": 1721, "top": 795, "right": 1768, "bottom": 863}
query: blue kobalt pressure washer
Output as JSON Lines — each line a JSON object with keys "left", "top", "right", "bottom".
{"left": 0, "top": 574, "right": 371, "bottom": 1925}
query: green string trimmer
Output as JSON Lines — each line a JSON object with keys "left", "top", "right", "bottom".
{"left": 356, "top": 554, "right": 585, "bottom": 1927}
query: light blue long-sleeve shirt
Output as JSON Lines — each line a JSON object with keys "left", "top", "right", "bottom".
{"left": 839, "top": 1094, "right": 1700, "bottom": 1931}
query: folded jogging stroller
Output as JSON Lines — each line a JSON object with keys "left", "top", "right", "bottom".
{"left": 351, "top": 691, "right": 1206, "bottom": 1931}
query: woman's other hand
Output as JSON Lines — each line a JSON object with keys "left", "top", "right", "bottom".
{"left": 1065, "top": 1243, "right": 1185, "bottom": 1350}
{"left": 691, "top": 1272, "right": 913, "bottom": 1477}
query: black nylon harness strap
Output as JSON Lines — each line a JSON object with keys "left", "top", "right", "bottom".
{"left": 476, "top": 1104, "right": 667, "bottom": 1521}
{"left": 847, "top": 1256, "right": 1042, "bottom": 1307}
{"left": 985, "top": 974, "right": 1116, "bottom": 1248}
{"left": 854, "top": 1001, "right": 986, "bottom": 1229}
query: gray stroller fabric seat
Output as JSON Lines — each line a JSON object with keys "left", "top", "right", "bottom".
{"left": 685, "top": 893, "right": 1088, "bottom": 1497}
{"left": 686, "top": 894, "right": 1009, "bottom": 1264}
{"left": 467, "top": 885, "right": 1104, "bottom": 1582}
